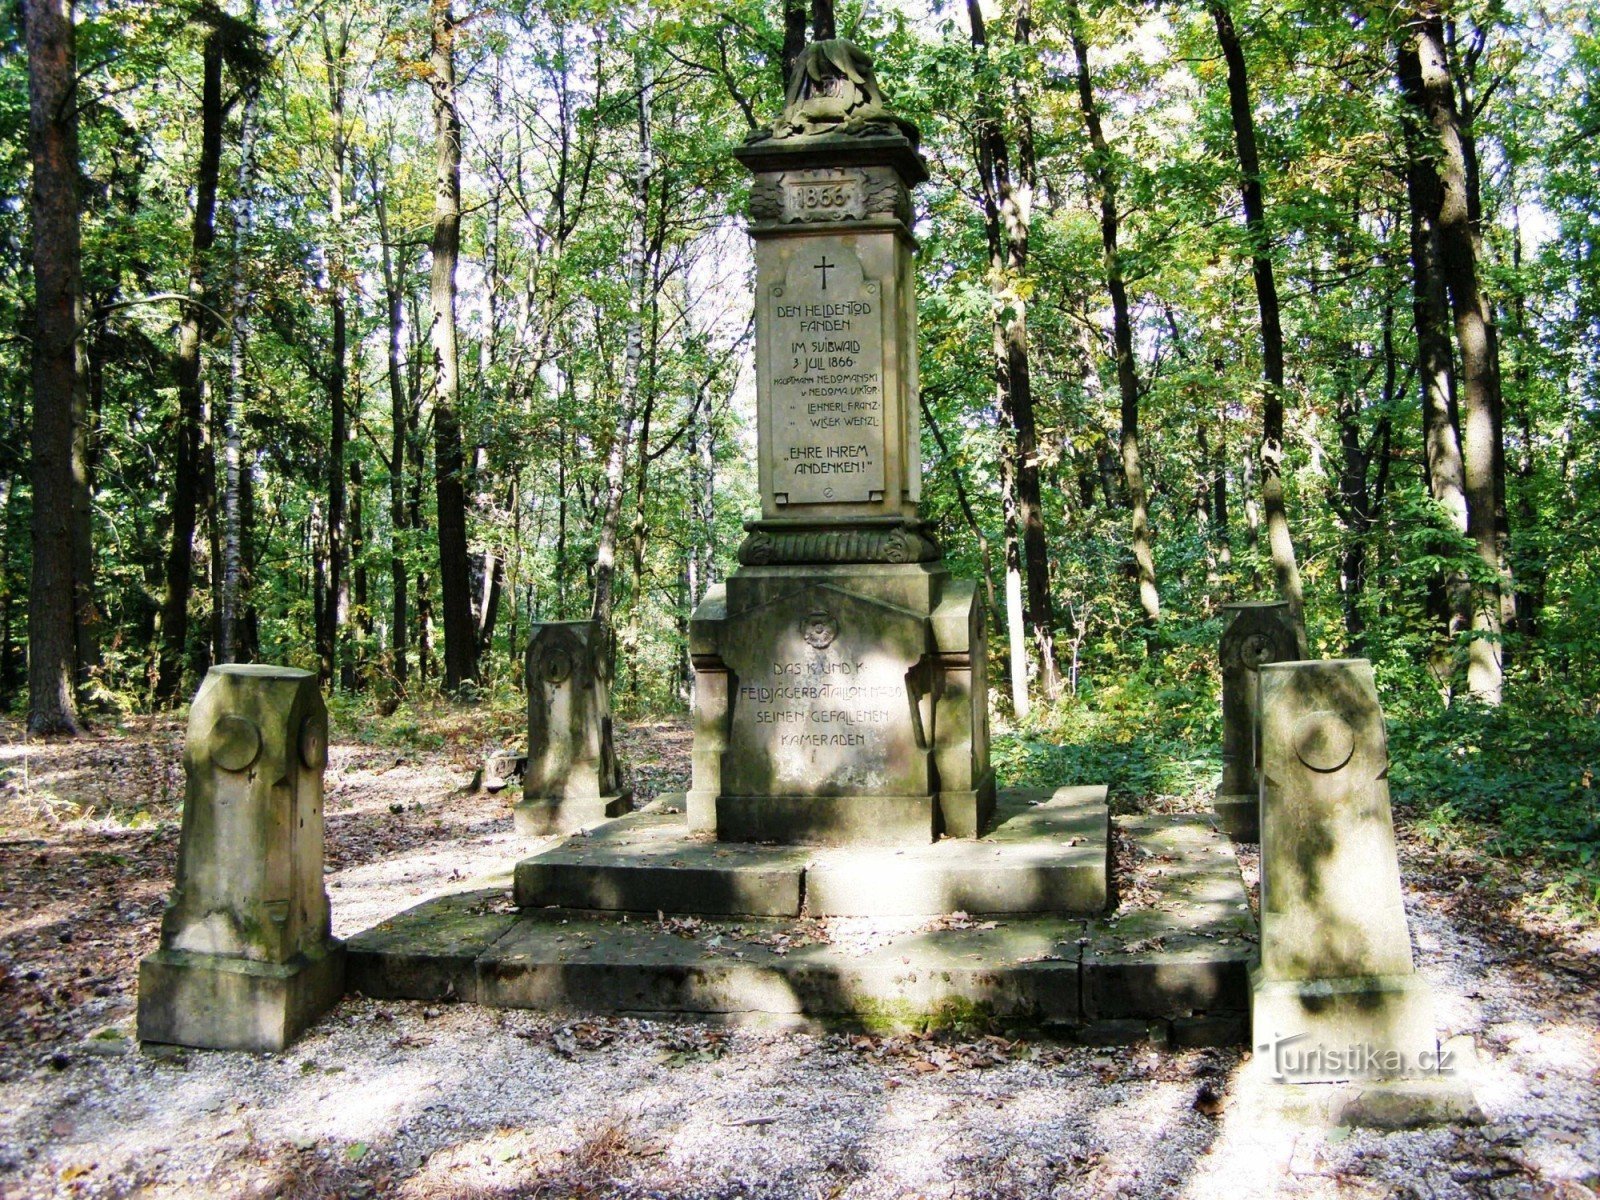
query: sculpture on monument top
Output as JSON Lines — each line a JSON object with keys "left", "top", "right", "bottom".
{"left": 750, "top": 39, "right": 920, "bottom": 144}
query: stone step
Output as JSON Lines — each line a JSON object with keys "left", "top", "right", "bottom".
{"left": 347, "top": 814, "right": 1256, "bottom": 1045}
{"left": 511, "top": 786, "right": 1110, "bottom": 919}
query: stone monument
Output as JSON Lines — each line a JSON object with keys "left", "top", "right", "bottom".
{"left": 516, "top": 620, "right": 631, "bottom": 835}
{"left": 138, "top": 665, "right": 344, "bottom": 1051}
{"left": 1250, "top": 659, "right": 1442, "bottom": 1082}
{"left": 1214, "top": 600, "right": 1301, "bottom": 841}
{"left": 688, "top": 40, "right": 993, "bottom": 845}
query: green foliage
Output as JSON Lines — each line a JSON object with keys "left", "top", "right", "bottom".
{"left": 994, "top": 635, "right": 1224, "bottom": 812}
{"left": 1389, "top": 696, "right": 1600, "bottom": 910}
{"left": 2, "top": 0, "right": 1597, "bottom": 917}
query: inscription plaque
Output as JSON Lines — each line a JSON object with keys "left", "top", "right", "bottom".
{"left": 767, "top": 239, "right": 885, "bottom": 506}
{"left": 781, "top": 169, "right": 867, "bottom": 222}
{"left": 720, "top": 587, "right": 927, "bottom": 799}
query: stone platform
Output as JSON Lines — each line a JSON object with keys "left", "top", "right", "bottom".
{"left": 346, "top": 806, "right": 1258, "bottom": 1045}
{"left": 514, "top": 786, "right": 1109, "bottom": 919}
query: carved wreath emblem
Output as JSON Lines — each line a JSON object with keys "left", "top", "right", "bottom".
{"left": 540, "top": 645, "right": 575, "bottom": 685}
{"left": 801, "top": 609, "right": 839, "bottom": 650}
{"left": 1239, "top": 631, "right": 1277, "bottom": 670}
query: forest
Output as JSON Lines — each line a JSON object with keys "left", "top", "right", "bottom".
{"left": 8, "top": 0, "right": 1599, "bottom": 901}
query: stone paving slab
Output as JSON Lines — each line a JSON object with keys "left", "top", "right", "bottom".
{"left": 348, "top": 813, "right": 1254, "bottom": 1044}
{"left": 346, "top": 889, "right": 518, "bottom": 1004}
{"left": 512, "top": 787, "right": 1109, "bottom": 919}
{"left": 476, "top": 913, "right": 1083, "bottom": 1027}
{"left": 513, "top": 812, "right": 809, "bottom": 917}
{"left": 803, "top": 786, "right": 1108, "bottom": 916}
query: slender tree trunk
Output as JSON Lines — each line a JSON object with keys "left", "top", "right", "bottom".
{"left": 3, "top": 475, "right": 24, "bottom": 702}
{"left": 1066, "top": 0, "right": 1159, "bottom": 630}
{"left": 1507, "top": 199, "right": 1543, "bottom": 641}
{"left": 350, "top": 438, "right": 367, "bottom": 690}
{"left": 1209, "top": 0, "right": 1308, "bottom": 654}
{"left": 1397, "top": 23, "right": 1477, "bottom": 696}
{"left": 156, "top": 30, "right": 225, "bottom": 704}
{"left": 320, "top": 15, "right": 354, "bottom": 689}
{"left": 591, "top": 54, "right": 653, "bottom": 633}
{"left": 1402, "top": 8, "right": 1504, "bottom": 702}
{"left": 811, "top": 0, "right": 835, "bottom": 41}
{"left": 372, "top": 158, "right": 410, "bottom": 688}
{"left": 218, "top": 94, "right": 257, "bottom": 664}
{"left": 783, "top": 4, "right": 807, "bottom": 90}
{"left": 429, "top": 0, "right": 477, "bottom": 691}
{"left": 407, "top": 391, "right": 434, "bottom": 683}
{"left": 24, "top": 0, "right": 84, "bottom": 733}
{"left": 967, "top": 0, "right": 1060, "bottom": 706}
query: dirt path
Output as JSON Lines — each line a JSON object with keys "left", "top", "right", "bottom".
{"left": 0, "top": 716, "right": 1595, "bottom": 1199}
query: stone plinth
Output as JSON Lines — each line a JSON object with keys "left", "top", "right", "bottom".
{"left": 350, "top": 809, "right": 1252, "bottom": 1042}
{"left": 1213, "top": 600, "right": 1300, "bottom": 841}
{"left": 516, "top": 621, "right": 631, "bottom": 836}
{"left": 1251, "top": 659, "right": 1445, "bottom": 1085}
{"left": 688, "top": 44, "right": 991, "bottom": 846}
{"left": 138, "top": 665, "right": 344, "bottom": 1052}
{"left": 513, "top": 786, "right": 1106, "bottom": 919}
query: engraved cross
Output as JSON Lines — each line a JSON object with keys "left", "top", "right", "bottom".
{"left": 814, "top": 256, "right": 835, "bottom": 291}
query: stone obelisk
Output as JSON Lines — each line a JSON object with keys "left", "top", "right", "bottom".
{"left": 688, "top": 41, "right": 993, "bottom": 845}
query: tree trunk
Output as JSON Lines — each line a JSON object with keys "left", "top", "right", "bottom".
{"left": 966, "top": 0, "right": 1060, "bottom": 705}
{"left": 1209, "top": 0, "right": 1308, "bottom": 655}
{"left": 156, "top": 28, "right": 225, "bottom": 705}
{"left": 1396, "top": 18, "right": 1479, "bottom": 697}
{"left": 590, "top": 54, "right": 654, "bottom": 634}
{"left": 1065, "top": 0, "right": 1159, "bottom": 630}
{"left": 218, "top": 93, "right": 257, "bottom": 664}
{"left": 321, "top": 15, "right": 351, "bottom": 690}
{"left": 811, "top": 0, "right": 835, "bottom": 41}
{"left": 429, "top": 0, "right": 477, "bottom": 692}
{"left": 1402, "top": 8, "right": 1504, "bottom": 703}
{"left": 374, "top": 168, "right": 409, "bottom": 688}
{"left": 782, "top": 4, "right": 807, "bottom": 90}
{"left": 24, "top": 0, "right": 85, "bottom": 733}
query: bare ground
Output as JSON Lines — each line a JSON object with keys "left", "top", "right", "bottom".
{"left": 0, "top": 712, "right": 1596, "bottom": 1199}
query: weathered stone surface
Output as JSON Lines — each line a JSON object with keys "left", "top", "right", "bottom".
{"left": 742, "top": 39, "right": 922, "bottom": 147}
{"left": 138, "top": 664, "right": 344, "bottom": 1051}
{"left": 349, "top": 813, "right": 1254, "bottom": 1044}
{"left": 738, "top": 517, "right": 939, "bottom": 565}
{"left": 752, "top": 225, "right": 920, "bottom": 525}
{"left": 690, "top": 565, "right": 992, "bottom": 845}
{"left": 138, "top": 944, "right": 344, "bottom": 1054}
{"left": 346, "top": 889, "right": 517, "bottom": 1003}
{"left": 1082, "top": 815, "right": 1254, "bottom": 1022}
{"left": 1257, "top": 660, "right": 1413, "bottom": 981}
{"left": 514, "top": 812, "right": 809, "bottom": 916}
{"left": 803, "top": 787, "right": 1107, "bottom": 915}
{"left": 686, "top": 42, "right": 988, "bottom": 848}
{"left": 1252, "top": 659, "right": 1448, "bottom": 1085}
{"left": 513, "top": 788, "right": 1103, "bottom": 919}
{"left": 518, "top": 621, "right": 631, "bottom": 835}
{"left": 1214, "top": 600, "right": 1300, "bottom": 841}
{"left": 476, "top": 913, "right": 1082, "bottom": 1030}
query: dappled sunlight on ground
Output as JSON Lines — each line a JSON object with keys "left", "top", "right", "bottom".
{"left": 0, "top": 712, "right": 1595, "bottom": 1197}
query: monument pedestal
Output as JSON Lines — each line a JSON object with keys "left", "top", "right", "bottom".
{"left": 138, "top": 665, "right": 344, "bottom": 1051}
{"left": 684, "top": 57, "right": 992, "bottom": 847}
{"left": 1248, "top": 659, "right": 1471, "bottom": 1119}
{"left": 516, "top": 621, "right": 632, "bottom": 836}
{"left": 138, "top": 943, "right": 346, "bottom": 1054}
{"left": 690, "top": 561, "right": 992, "bottom": 845}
